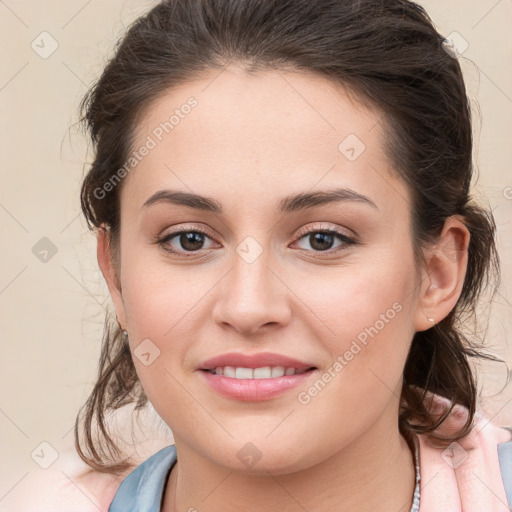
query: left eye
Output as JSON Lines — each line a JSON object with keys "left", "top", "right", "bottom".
{"left": 294, "top": 230, "right": 356, "bottom": 253}
{"left": 155, "top": 228, "right": 356, "bottom": 256}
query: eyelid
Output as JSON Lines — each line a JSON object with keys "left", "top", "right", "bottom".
{"left": 294, "top": 222, "right": 355, "bottom": 241}
{"left": 157, "top": 223, "right": 217, "bottom": 240}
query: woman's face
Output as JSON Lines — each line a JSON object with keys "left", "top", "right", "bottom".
{"left": 104, "top": 65, "right": 431, "bottom": 473}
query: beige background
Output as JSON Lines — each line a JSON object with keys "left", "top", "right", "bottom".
{"left": 0, "top": 0, "right": 511, "bottom": 508}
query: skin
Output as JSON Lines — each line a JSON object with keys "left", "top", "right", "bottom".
{"left": 97, "top": 65, "right": 470, "bottom": 512}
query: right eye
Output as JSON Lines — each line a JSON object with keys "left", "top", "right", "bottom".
{"left": 156, "top": 228, "right": 218, "bottom": 256}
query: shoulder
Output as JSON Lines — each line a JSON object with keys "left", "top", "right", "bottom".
{"left": 414, "top": 391, "right": 512, "bottom": 511}
{"left": 2, "top": 446, "right": 132, "bottom": 512}
{"left": 414, "top": 389, "right": 512, "bottom": 461}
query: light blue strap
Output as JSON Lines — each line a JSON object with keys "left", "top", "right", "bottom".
{"left": 108, "top": 445, "right": 177, "bottom": 512}
{"left": 498, "top": 427, "right": 512, "bottom": 508}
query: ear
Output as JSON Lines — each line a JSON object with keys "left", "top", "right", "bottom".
{"left": 414, "top": 215, "right": 470, "bottom": 332}
{"left": 97, "top": 224, "right": 126, "bottom": 329}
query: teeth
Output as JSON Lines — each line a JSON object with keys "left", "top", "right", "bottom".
{"left": 223, "top": 366, "right": 236, "bottom": 378}
{"left": 254, "top": 366, "right": 272, "bottom": 379}
{"left": 210, "top": 366, "right": 310, "bottom": 379}
{"left": 235, "top": 367, "right": 253, "bottom": 379}
{"left": 271, "top": 366, "right": 285, "bottom": 378}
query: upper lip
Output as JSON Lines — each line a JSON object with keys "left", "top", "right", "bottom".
{"left": 200, "top": 352, "right": 316, "bottom": 371}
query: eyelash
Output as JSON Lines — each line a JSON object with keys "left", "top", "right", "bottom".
{"left": 154, "top": 224, "right": 357, "bottom": 258}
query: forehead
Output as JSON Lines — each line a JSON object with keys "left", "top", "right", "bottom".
{"left": 123, "top": 65, "right": 410, "bottom": 218}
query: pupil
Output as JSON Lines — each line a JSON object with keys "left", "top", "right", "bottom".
{"left": 310, "top": 232, "right": 333, "bottom": 251}
{"left": 181, "top": 232, "right": 204, "bottom": 250}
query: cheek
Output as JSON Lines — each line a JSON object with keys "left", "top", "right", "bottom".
{"left": 294, "top": 293, "right": 414, "bottom": 437}
{"left": 120, "top": 261, "right": 214, "bottom": 388}
{"left": 298, "top": 253, "right": 416, "bottom": 390}
{"left": 120, "top": 245, "right": 196, "bottom": 334}
{"left": 301, "top": 254, "right": 415, "bottom": 339}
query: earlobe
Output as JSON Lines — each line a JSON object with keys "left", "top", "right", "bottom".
{"left": 414, "top": 216, "right": 470, "bottom": 332}
{"left": 97, "top": 224, "right": 126, "bottom": 328}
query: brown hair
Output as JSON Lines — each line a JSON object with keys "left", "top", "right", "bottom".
{"left": 76, "top": 0, "right": 502, "bottom": 474}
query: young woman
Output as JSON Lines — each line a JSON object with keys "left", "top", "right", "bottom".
{"left": 72, "top": 1, "right": 512, "bottom": 510}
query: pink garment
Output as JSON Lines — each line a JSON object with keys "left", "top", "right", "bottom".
{"left": 416, "top": 390, "right": 511, "bottom": 511}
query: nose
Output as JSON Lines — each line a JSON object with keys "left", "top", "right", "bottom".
{"left": 211, "top": 242, "right": 292, "bottom": 337}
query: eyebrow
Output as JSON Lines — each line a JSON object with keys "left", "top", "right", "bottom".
{"left": 140, "top": 187, "right": 378, "bottom": 214}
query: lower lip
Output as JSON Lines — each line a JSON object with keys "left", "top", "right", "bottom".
{"left": 199, "top": 369, "right": 317, "bottom": 401}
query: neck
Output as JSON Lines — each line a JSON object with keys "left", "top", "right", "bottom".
{"left": 162, "top": 410, "right": 416, "bottom": 512}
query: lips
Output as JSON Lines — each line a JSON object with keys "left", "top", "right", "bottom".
{"left": 200, "top": 352, "right": 316, "bottom": 371}
{"left": 198, "top": 352, "right": 318, "bottom": 401}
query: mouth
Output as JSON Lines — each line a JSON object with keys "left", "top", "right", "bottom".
{"left": 199, "top": 366, "right": 318, "bottom": 401}
{"left": 198, "top": 353, "right": 318, "bottom": 401}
